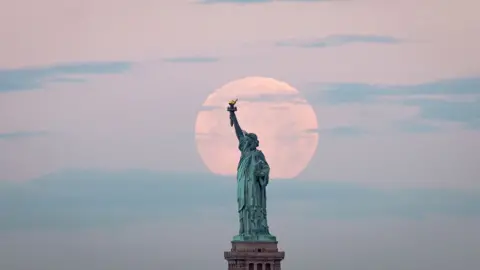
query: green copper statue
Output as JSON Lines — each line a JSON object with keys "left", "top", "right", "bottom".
{"left": 227, "top": 99, "right": 276, "bottom": 242}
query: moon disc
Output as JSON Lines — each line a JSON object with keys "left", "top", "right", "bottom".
{"left": 195, "top": 77, "right": 318, "bottom": 179}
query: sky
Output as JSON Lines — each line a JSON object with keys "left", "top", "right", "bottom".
{"left": 1, "top": 0, "right": 480, "bottom": 269}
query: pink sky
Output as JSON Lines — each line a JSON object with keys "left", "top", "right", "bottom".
{"left": 0, "top": 0, "right": 479, "bottom": 186}
{"left": 1, "top": 0, "right": 478, "bottom": 83}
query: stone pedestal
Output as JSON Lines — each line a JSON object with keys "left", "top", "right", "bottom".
{"left": 224, "top": 241, "right": 285, "bottom": 270}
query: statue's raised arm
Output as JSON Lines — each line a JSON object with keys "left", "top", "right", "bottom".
{"left": 227, "top": 99, "right": 244, "bottom": 141}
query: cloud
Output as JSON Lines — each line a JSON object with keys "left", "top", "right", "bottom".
{"left": 0, "top": 62, "right": 215, "bottom": 181}
{"left": 240, "top": 92, "right": 303, "bottom": 103}
{"left": 276, "top": 35, "right": 400, "bottom": 48}
{"left": 200, "top": 0, "right": 270, "bottom": 3}
{"left": 308, "top": 126, "right": 365, "bottom": 137}
{"left": 162, "top": 57, "right": 219, "bottom": 63}
{"left": 1, "top": 217, "right": 480, "bottom": 270}
{"left": 199, "top": 105, "right": 224, "bottom": 111}
{"left": 311, "top": 102, "right": 422, "bottom": 136}
{"left": 277, "top": 181, "right": 480, "bottom": 220}
{"left": 403, "top": 98, "right": 480, "bottom": 129}
{"left": 1, "top": 61, "right": 478, "bottom": 187}
{"left": 306, "top": 77, "right": 480, "bottom": 104}
{"left": 0, "top": 170, "right": 228, "bottom": 230}
{"left": 304, "top": 77, "right": 480, "bottom": 129}
{"left": 2, "top": 0, "right": 477, "bottom": 88}
{"left": 199, "top": 0, "right": 336, "bottom": 4}
{"left": 0, "top": 62, "right": 132, "bottom": 92}
{"left": 306, "top": 83, "right": 384, "bottom": 104}
{"left": 0, "top": 131, "right": 48, "bottom": 140}
{"left": 269, "top": 105, "right": 290, "bottom": 111}
{"left": 394, "top": 120, "right": 442, "bottom": 133}
{"left": 1, "top": 169, "right": 479, "bottom": 230}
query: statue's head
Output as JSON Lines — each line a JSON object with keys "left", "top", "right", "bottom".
{"left": 244, "top": 132, "right": 259, "bottom": 150}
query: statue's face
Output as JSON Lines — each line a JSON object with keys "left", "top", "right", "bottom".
{"left": 245, "top": 133, "right": 259, "bottom": 150}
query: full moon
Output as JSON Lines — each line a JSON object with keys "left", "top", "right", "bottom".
{"left": 195, "top": 77, "right": 318, "bottom": 179}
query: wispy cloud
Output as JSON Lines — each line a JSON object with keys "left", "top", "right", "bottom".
{"left": 394, "top": 120, "right": 442, "bottom": 133}
{"left": 307, "top": 78, "right": 480, "bottom": 104}
{"left": 199, "top": 105, "right": 224, "bottom": 111}
{"left": 403, "top": 98, "right": 480, "bottom": 129}
{"left": 199, "top": 0, "right": 336, "bottom": 4}
{"left": 200, "top": 0, "right": 270, "bottom": 3}
{"left": 308, "top": 126, "right": 365, "bottom": 136}
{"left": 304, "top": 77, "right": 480, "bottom": 129}
{"left": 0, "top": 62, "right": 132, "bottom": 92}
{"left": 1, "top": 170, "right": 479, "bottom": 230}
{"left": 240, "top": 92, "right": 303, "bottom": 103}
{"left": 162, "top": 57, "right": 219, "bottom": 63}
{"left": 0, "top": 131, "right": 48, "bottom": 140}
{"left": 276, "top": 35, "right": 401, "bottom": 48}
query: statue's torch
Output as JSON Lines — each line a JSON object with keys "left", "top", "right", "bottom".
{"left": 227, "top": 98, "right": 238, "bottom": 127}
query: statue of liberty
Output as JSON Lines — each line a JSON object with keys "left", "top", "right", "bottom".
{"left": 227, "top": 99, "right": 276, "bottom": 242}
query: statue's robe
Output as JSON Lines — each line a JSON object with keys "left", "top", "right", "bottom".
{"left": 237, "top": 136, "right": 271, "bottom": 238}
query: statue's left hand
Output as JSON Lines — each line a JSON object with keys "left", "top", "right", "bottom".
{"left": 255, "top": 160, "right": 269, "bottom": 178}
{"left": 255, "top": 160, "right": 265, "bottom": 170}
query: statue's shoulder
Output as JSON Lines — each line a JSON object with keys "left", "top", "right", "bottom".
{"left": 256, "top": 150, "right": 265, "bottom": 159}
